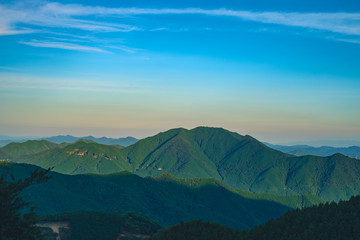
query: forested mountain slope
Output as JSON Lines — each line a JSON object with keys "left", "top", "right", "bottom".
{"left": 5, "top": 127, "right": 360, "bottom": 201}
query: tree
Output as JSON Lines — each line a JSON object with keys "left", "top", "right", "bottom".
{"left": 0, "top": 165, "right": 52, "bottom": 240}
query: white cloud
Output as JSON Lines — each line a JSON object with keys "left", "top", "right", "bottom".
{"left": 1, "top": 2, "right": 360, "bottom": 37}
{"left": 28, "top": 3, "right": 360, "bottom": 35}
{"left": 19, "top": 39, "right": 110, "bottom": 53}
{"left": 0, "top": 2, "right": 138, "bottom": 35}
{"left": 331, "top": 38, "right": 360, "bottom": 44}
{"left": 0, "top": 28, "right": 35, "bottom": 36}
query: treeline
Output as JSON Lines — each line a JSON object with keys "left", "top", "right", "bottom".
{"left": 148, "top": 220, "right": 241, "bottom": 240}
{"left": 149, "top": 195, "right": 360, "bottom": 240}
{"left": 243, "top": 195, "right": 360, "bottom": 240}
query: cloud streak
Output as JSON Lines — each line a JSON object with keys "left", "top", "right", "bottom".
{"left": 1, "top": 2, "right": 360, "bottom": 36}
{"left": 0, "top": 3, "right": 138, "bottom": 35}
{"left": 333, "top": 38, "right": 360, "bottom": 44}
{"left": 1, "top": 0, "right": 360, "bottom": 54}
{"left": 19, "top": 40, "right": 110, "bottom": 53}
{"left": 0, "top": 73, "right": 146, "bottom": 93}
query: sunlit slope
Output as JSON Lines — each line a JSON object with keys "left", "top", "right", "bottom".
{"left": 11, "top": 140, "right": 131, "bottom": 174}
{"left": 122, "top": 128, "right": 221, "bottom": 179}
{"left": 2, "top": 140, "right": 59, "bottom": 157}
{"left": 123, "top": 127, "right": 360, "bottom": 201}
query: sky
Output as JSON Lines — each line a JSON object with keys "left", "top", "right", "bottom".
{"left": 0, "top": 0, "right": 360, "bottom": 143}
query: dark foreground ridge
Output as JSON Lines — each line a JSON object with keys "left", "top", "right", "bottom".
{"left": 149, "top": 195, "right": 360, "bottom": 240}
{"left": 0, "top": 162, "right": 322, "bottom": 230}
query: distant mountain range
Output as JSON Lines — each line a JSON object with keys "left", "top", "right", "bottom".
{"left": 1, "top": 163, "right": 322, "bottom": 230}
{"left": 3, "top": 127, "right": 360, "bottom": 201}
{"left": 265, "top": 143, "right": 360, "bottom": 159}
{"left": 0, "top": 135, "right": 138, "bottom": 147}
{"left": 275, "top": 140, "right": 360, "bottom": 148}
{"left": 44, "top": 135, "right": 138, "bottom": 146}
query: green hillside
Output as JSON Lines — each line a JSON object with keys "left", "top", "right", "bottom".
{"left": 1, "top": 163, "right": 323, "bottom": 230}
{"left": 122, "top": 128, "right": 222, "bottom": 179}
{"left": 6, "top": 127, "right": 360, "bottom": 201}
{"left": 11, "top": 140, "right": 131, "bottom": 175}
{"left": 0, "top": 149, "right": 9, "bottom": 160}
{"left": 2, "top": 140, "right": 59, "bottom": 157}
{"left": 123, "top": 127, "right": 360, "bottom": 201}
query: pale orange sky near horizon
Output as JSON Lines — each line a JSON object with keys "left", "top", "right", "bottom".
{"left": 1, "top": 71, "right": 359, "bottom": 143}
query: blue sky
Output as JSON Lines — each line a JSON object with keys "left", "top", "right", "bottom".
{"left": 0, "top": 0, "right": 359, "bottom": 143}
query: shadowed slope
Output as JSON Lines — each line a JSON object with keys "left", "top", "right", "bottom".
{"left": 1, "top": 162, "right": 320, "bottom": 230}
{"left": 149, "top": 196, "right": 360, "bottom": 240}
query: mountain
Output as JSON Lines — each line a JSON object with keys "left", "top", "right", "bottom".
{"left": 0, "top": 135, "right": 138, "bottom": 147}
{"left": 276, "top": 140, "right": 360, "bottom": 148}
{"left": 149, "top": 195, "right": 360, "bottom": 240}
{"left": 121, "top": 127, "right": 360, "bottom": 201}
{"left": 0, "top": 135, "right": 35, "bottom": 141}
{"left": 0, "top": 149, "right": 10, "bottom": 161}
{"left": 265, "top": 143, "right": 360, "bottom": 159}
{"left": 44, "top": 135, "right": 138, "bottom": 147}
{"left": 7, "top": 127, "right": 360, "bottom": 201}
{"left": 0, "top": 140, "right": 16, "bottom": 147}
{"left": 11, "top": 140, "right": 131, "bottom": 175}
{"left": 0, "top": 135, "right": 43, "bottom": 147}
{"left": 1, "top": 140, "right": 59, "bottom": 157}
{"left": 1, "top": 163, "right": 323, "bottom": 230}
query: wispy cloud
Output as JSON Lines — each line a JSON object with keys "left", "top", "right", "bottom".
{"left": 0, "top": 73, "right": 146, "bottom": 93}
{"left": 0, "top": 2, "right": 138, "bottom": 35}
{"left": 19, "top": 40, "right": 110, "bottom": 53}
{"left": 0, "top": 28, "right": 35, "bottom": 36}
{"left": 325, "top": 35, "right": 360, "bottom": 45}
{"left": 30, "top": 3, "right": 360, "bottom": 35}
{"left": 334, "top": 38, "right": 360, "bottom": 44}
{"left": 1, "top": 2, "right": 360, "bottom": 36}
{"left": 106, "top": 45, "right": 143, "bottom": 54}
{"left": 1, "top": 0, "right": 360, "bottom": 53}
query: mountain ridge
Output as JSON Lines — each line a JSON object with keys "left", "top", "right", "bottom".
{"left": 0, "top": 135, "right": 139, "bottom": 147}
{"left": 4, "top": 126, "right": 360, "bottom": 201}
{"left": 265, "top": 142, "right": 360, "bottom": 159}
